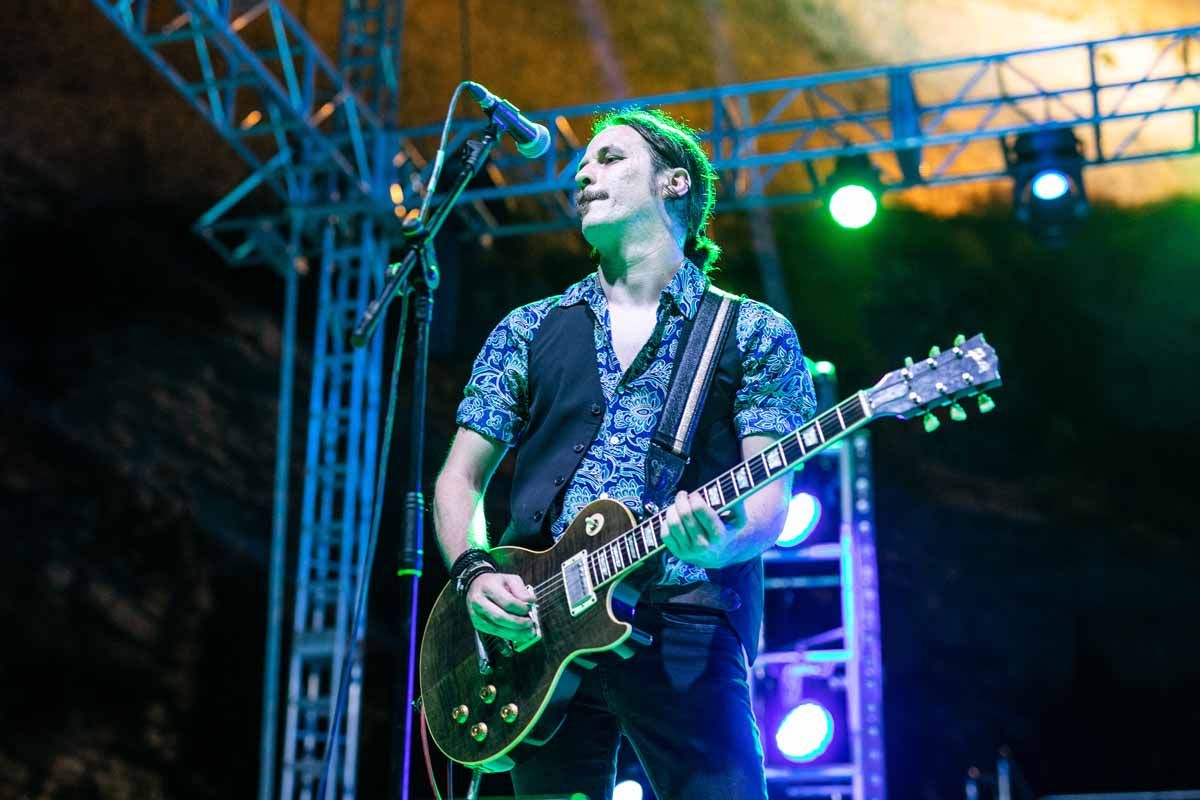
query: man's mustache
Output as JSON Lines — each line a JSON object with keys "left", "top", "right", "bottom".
{"left": 576, "top": 190, "right": 608, "bottom": 205}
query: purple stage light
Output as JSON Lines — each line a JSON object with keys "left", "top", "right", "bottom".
{"left": 776, "top": 491, "right": 822, "bottom": 547}
{"left": 774, "top": 701, "right": 835, "bottom": 762}
{"left": 613, "top": 778, "right": 645, "bottom": 800}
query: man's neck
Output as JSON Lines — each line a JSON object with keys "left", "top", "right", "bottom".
{"left": 595, "top": 232, "right": 685, "bottom": 309}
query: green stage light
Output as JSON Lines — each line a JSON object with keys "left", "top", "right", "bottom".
{"left": 824, "top": 154, "right": 882, "bottom": 230}
{"left": 828, "top": 184, "right": 878, "bottom": 229}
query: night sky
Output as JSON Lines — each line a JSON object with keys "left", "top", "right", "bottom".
{"left": 4, "top": 3, "right": 1200, "bottom": 800}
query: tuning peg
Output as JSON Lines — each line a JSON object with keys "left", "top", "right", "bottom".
{"left": 949, "top": 402, "right": 968, "bottom": 422}
{"left": 922, "top": 412, "right": 941, "bottom": 433}
{"left": 977, "top": 393, "right": 996, "bottom": 414}
{"left": 928, "top": 345, "right": 941, "bottom": 358}
{"left": 953, "top": 334, "right": 966, "bottom": 347}
{"left": 904, "top": 356, "right": 914, "bottom": 368}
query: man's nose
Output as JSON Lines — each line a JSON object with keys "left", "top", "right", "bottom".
{"left": 574, "top": 164, "right": 593, "bottom": 190}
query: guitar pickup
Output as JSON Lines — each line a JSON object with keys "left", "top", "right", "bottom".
{"left": 562, "top": 550, "right": 597, "bottom": 617}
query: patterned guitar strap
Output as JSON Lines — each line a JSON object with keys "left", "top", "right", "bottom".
{"left": 643, "top": 284, "right": 742, "bottom": 516}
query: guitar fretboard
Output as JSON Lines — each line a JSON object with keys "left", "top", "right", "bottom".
{"left": 583, "top": 391, "right": 872, "bottom": 587}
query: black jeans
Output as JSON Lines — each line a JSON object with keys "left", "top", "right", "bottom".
{"left": 510, "top": 604, "right": 768, "bottom": 800}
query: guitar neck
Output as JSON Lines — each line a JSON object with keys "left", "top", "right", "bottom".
{"left": 582, "top": 392, "right": 873, "bottom": 589}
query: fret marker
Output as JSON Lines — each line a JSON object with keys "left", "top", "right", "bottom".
{"left": 765, "top": 446, "right": 784, "bottom": 471}
{"left": 802, "top": 427, "right": 819, "bottom": 448}
{"left": 706, "top": 485, "right": 723, "bottom": 506}
{"left": 734, "top": 466, "right": 751, "bottom": 491}
{"left": 599, "top": 552, "right": 610, "bottom": 578}
{"left": 642, "top": 522, "right": 656, "bottom": 552}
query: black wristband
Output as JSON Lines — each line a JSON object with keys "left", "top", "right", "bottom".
{"left": 456, "top": 561, "right": 497, "bottom": 596}
{"left": 449, "top": 548, "right": 497, "bottom": 595}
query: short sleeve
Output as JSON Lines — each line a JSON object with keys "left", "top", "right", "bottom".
{"left": 455, "top": 300, "right": 554, "bottom": 445}
{"left": 733, "top": 301, "right": 817, "bottom": 437}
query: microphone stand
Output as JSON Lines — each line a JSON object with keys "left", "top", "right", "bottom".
{"left": 316, "top": 119, "right": 505, "bottom": 800}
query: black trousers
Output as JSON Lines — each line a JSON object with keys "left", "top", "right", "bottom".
{"left": 510, "top": 604, "right": 768, "bottom": 800}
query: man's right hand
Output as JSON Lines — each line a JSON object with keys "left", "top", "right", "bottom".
{"left": 464, "top": 571, "right": 538, "bottom": 643}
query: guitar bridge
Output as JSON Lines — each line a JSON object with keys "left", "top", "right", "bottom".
{"left": 562, "top": 550, "right": 597, "bottom": 617}
{"left": 512, "top": 603, "right": 542, "bottom": 653}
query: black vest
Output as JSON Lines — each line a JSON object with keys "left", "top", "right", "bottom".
{"left": 499, "top": 300, "right": 765, "bottom": 661}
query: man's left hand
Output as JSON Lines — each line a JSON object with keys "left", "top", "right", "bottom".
{"left": 662, "top": 489, "right": 748, "bottom": 569}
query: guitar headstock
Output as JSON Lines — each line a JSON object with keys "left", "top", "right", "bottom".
{"left": 865, "top": 333, "right": 1001, "bottom": 430}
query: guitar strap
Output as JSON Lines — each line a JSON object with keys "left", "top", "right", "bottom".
{"left": 643, "top": 284, "right": 742, "bottom": 510}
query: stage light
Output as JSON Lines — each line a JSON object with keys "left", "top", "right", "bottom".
{"left": 824, "top": 154, "right": 882, "bottom": 230}
{"left": 775, "top": 701, "right": 835, "bottom": 763}
{"left": 828, "top": 185, "right": 877, "bottom": 229}
{"left": 1006, "top": 127, "right": 1087, "bottom": 245}
{"left": 1031, "top": 169, "right": 1069, "bottom": 201}
{"left": 613, "top": 779, "right": 644, "bottom": 800}
{"left": 777, "top": 492, "right": 822, "bottom": 548}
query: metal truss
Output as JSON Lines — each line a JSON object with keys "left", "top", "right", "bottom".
{"left": 338, "top": 0, "right": 405, "bottom": 127}
{"left": 389, "top": 24, "right": 1200, "bottom": 238}
{"left": 91, "top": 0, "right": 395, "bottom": 227}
{"left": 280, "top": 219, "right": 386, "bottom": 800}
{"left": 756, "top": 431, "right": 884, "bottom": 800}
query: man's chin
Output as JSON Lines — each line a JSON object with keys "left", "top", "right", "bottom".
{"left": 579, "top": 216, "right": 615, "bottom": 248}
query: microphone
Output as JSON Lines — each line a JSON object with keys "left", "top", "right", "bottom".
{"left": 463, "top": 82, "right": 551, "bottom": 158}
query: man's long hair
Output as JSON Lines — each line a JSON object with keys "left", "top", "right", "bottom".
{"left": 592, "top": 108, "right": 722, "bottom": 273}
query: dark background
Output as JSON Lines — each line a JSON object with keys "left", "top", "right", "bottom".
{"left": 3, "top": 2, "right": 1200, "bottom": 799}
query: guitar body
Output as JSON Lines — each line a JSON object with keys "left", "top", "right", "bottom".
{"left": 419, "top": 499, "right": 651, "bottom": 772}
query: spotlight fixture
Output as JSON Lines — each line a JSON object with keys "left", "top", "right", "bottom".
{"left": 776, "top": 492, "right": 822, "bottom": 548}
{"left": 824, "top": 154, "right": 882, "bottom": 230}
{"left": 613, "top": 779, "right": 644, "bottom": 800}
{"left": 775, "top": 701, "right": 836, "bottom": 763}
{"left": 1005, "top": 127, "right": 1088, "bottom": 244}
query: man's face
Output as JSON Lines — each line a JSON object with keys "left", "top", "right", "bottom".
{"left": 574, "top": 124, "right": 667, "bottom": 247}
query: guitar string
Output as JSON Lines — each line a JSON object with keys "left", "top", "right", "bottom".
{"left": 524, "top": 433, "right": 812, "bottom": 605}
{"left": 526, "top": 437, "right": 802, "bottom": 604}
{"left": 479, "top": 384, "right": 980, "bottom": 644}
{"left": 514, "top": 404, "right": 869, "bottom": 617}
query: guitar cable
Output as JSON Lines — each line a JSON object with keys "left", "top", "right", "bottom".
{"left": 420, "top": 703, "right": 447, "bottom": 800}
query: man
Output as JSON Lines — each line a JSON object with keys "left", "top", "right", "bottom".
{"left": 433, "top": 108, "right": 815, "bottom": 800}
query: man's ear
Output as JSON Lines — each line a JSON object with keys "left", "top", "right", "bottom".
{"left": 663, "top": 167, "right": 692, "bottom": 199}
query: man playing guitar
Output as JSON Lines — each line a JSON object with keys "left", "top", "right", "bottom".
{"left": 433, "top": 108, "right": 815, "bottom": 800}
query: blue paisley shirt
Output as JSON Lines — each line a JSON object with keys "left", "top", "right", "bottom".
{"left": 456, "top": 260, "right": 816, "bottom": 585}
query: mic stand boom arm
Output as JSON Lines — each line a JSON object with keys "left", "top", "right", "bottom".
{"left": 352, "top": 123, "right": 504, "bottom": 349}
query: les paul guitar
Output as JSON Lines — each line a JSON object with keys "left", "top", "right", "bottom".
{"left": 419, "top": 333, "right": 1001, "bottom": 771}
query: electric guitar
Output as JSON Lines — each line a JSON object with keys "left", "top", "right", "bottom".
{"left": 419, "top": 333, "right": 1001, "bottom": 771}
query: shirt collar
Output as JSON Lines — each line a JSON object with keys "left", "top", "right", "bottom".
{"left": 559, "top": 259, "right": 709, "bottom": 320}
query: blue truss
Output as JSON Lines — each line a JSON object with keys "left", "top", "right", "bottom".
{"left": 758, "top": 433, "right": 884, "bottom": 800}
{"left": 391, "top": 24, "right": 1200, "bottom": 237}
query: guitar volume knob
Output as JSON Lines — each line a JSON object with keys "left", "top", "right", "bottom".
{"left": 500, "top": 703, "right": 519, "bottom": 723}
{"left": 451, "top": 705, "right": 469, "bottom": 724}
{"left": 470, "top": 722, "right": 488, "bottom": 742}
{"left": 479, "top": 684, "right": 497, "bottom": 704}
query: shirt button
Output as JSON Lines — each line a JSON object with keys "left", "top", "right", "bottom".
{"left": 532, "top": 510, "right": 543, "bottom": 521}
{"left": 573, "top": 443, "right": 585, "bottom": 453}
{"left": 609, "top": 434, "right": 620, "bottom": 445}
{"left": 590, "top": 403, "right": 602, "bottom": 416}
{"left": 553, "top": 476, "right": 565, "bottom": 486}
